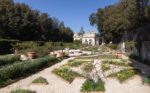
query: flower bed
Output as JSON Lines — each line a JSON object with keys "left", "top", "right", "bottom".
{"left": 81, "top": 79, "right": 105, "bottom": 93}
{"left": 109, "top": 69, "right": 137, "bottom": 82}
{"left": 101, "top": 63, "right": 110, "bottom": 71}
{"left": 0, "top": 56, "right": 58, "bottom": 88}
{"left": 52, "top": 67, "right": 81, "bottom": 83}
{"left": 32, "top": 77, "right": 48, "bottom": 85}
{"left": 10, "top": 89, "right": 35, "bottom": 93}
{"left": 67, "top": 60, "right": 86, "bottom": 67}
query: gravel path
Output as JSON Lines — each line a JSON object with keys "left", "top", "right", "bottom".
{"left": 0, "top": 57, "right": 85, "bottom": 93}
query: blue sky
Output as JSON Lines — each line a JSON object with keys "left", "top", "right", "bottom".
{"left": 14, "top": 0, "right": 119, "bottom": 32}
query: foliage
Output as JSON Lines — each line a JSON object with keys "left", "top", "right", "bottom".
{"left": 101, "top": 63, "right": 110, "bottom": 71}
{"left": 143, "top": 76, "right": 150, "bottom": 85}
{"left": 82, "top": 62, "right": 94, "bottom": 73}
{"left": 0, "top": 54, "right": 20, "bottom": 67}
{"left": 0, "top": 0, "right": 73, "bottom": 42}
{"left": 0, "top": 56, "right": 58, "bottom": 87}
{"left": 107, "top": 44, "right": 118, "bottom": 50}
{"left": 79, "top": 55, "right": 118, "bottom": 59}
{"left": 89, "top": 0, "right": 150, "bottom": 43}
{"left": 81, "top": 79, "right": 105, "bottom": 92}
{"left": 12, "top": 41, "right": 82, "bottom": 57}
{"left": 109, "top": 69, "right": 137, "bottom": 82}
{"left": 103, "top": 60, "right": 129, "bottom": 66}
{"left": 32, "top": 77, "right": 48, "bottom": 84}
{"left": 10, "top": 89, "right": 34, "bottom": 93}
{"left": 125, "top": 41, "right": 136, "bottom": 53}
{"left": 67, "top": 60, "right": 86, "bottom": 67}
{"left": 52, "top": 67, "right": 81, "bottom": 83}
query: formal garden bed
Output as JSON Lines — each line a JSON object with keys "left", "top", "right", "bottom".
{"left": 81, "top": 79, "right": 105, "bottom": 93}
{"left": 10, "top": 89, "right": 35, "bottom": 93}
{"left": 52, "top": 67, "right": 81, "bottom": 83}
{"left": 108, "top": 69, "right": 138, "bottom": 82}
{"left": 32, "top": 77, "right": 48, "bottom": 85}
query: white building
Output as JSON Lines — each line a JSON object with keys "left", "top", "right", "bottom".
{"left": 73, "top": 31, "right": 99, "bottom": 46}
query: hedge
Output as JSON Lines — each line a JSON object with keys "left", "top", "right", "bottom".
{"left": 0, "top": 54, "right": 20, "bottom": 67}
{"left": 0, "top": 56, "right": 59, "bottom": 87}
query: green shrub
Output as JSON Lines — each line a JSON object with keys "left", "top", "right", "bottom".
{"left": 0, "top": 56, "right": 58, "bottom": 87}
{"left": 79, "top": 55, "right": 118, "bottom": 59}
{"left": 102, "top": 63, "right": 110, "bottom": 71}
{"left": 103, "top": 60, "right": 129, "bottom": 66}
{"left": 107, "top": 44, "right": 118, "bottom": 50}
{"left": 53, "top": 67, "right": 81, "bottom": 83}
{"left": 82, "top": 62, "right": 94, "bottom": 73}
{"left": 0, "top": 54, "right": 20, "bottom": 67}
{"left": 109, "top": 69, "right": 137, "bottom": 82}
{"left": 32, "top": 77, "right": 48, "bottom": 84}
{"left": 81, "top": 79, "right": 105, "bottom": 92}
{"left": 10, "top": 89, "right": 34, "bottom": 93}
{"left": 143, "top": 76, "right": 150, "bottom": 85}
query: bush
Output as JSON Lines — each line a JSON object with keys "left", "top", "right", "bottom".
{"left": 102, "top": 63, "right": 110, "bottom": 71}
{"left": 107, "top": 44, "right": 118, "bottom": 50}
{"left": 0, "top": 56, "right": 58, "bottom": 87}
{"left": 10, "top": 89, "right": 34, "bottom": 93}
{"left": 143, "top": 76, "right": 150, "bottom": 85}
{"left": 81, "top": 79, "right": 105, "bottom": 92}
{"left": 52, "top": 67, "right": 81, "bottom": 83}
{"left": 82, "top": 62, "right": 94, "bottom": 73}
{"left": 32, "top": 77, "right": 48, "bottom": 84}
{"left": 0, "top": 54, "right": 20, "bottom": 67}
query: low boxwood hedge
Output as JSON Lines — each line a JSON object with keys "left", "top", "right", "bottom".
{"left": 10, "top": 89, "right": 34, "bottom": 93}
{"left": 0, "top": 56, "right": 59, "bottom": 87}
{"left": 0, "top": 54, "right": 20, "bottom": 67}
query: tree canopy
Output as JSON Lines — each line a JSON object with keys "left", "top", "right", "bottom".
{"left": 0, "top": 0, "right": 73, "bottom": 42}
{"left": 89, "top": 0, "right": 150, "bottom": 43}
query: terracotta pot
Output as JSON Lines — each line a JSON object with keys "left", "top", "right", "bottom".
{"left": 117, "top": 52, "right": 122, "bottom": 58}
{"left": 27, "top": 52, "right": 37, "bottom": 59}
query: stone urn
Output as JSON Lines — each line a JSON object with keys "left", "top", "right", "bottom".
{"left": 27, "top": 52, "right": 37, "bottom": 59}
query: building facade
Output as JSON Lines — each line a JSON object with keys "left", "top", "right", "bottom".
{"left": 73, "top": 31, "right": 99, "bottom": 46}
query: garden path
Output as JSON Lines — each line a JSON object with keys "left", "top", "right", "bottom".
{"left": 0, "top": 57, "right": 85, "bottom": 93}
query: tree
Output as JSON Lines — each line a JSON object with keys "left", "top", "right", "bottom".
{"left": 89, "top": 0, "right": 150, "bottom": 43}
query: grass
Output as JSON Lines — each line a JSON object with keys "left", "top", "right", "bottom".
{"left": 101, "top": 63, "right": 110, "bottom": 71}
{"left": 143, "top": 76, "right": 150, "bottom": 85}
{"left": 32, "top": 77, "right": 48, "bottom": 84}
{"left": 109, "top": 69, "right": 137, "bottom": 82}
{"left": 52, "top": 67, "right": 81, "bottom": 83}
{"left": 10, "top": 89, "right": 34, "bottom": 93}
{"left": 81, "top": 79, "right": 105, "bottom": 92}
